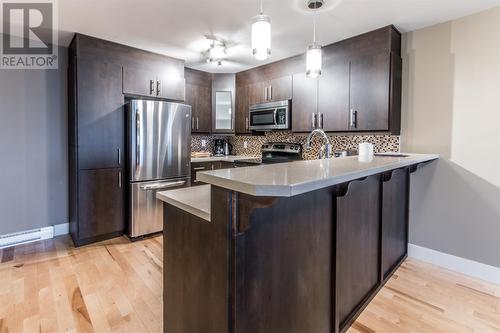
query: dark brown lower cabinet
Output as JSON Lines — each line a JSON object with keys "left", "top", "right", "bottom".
{"left": 335, "top": 175, "right": 381, "bottom": 329}
{"left": 190, "top": 161, "right": 235, "bottom": 185}
{"left": 76, "top": 168, "right": 125, "bottom": 244}
{"left": 381, "top": 168, "right": 409, "bottom": 279}
{"left": 164, "top": 165, "right": 421, "bottom": 333}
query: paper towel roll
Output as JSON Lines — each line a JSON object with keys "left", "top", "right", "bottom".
{"left": 358, "top": 142, "right": 374, "bottom": 157}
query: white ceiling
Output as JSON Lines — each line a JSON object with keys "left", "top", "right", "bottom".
{"left": 57, "top": 0, "right": 500, "bottom": 73}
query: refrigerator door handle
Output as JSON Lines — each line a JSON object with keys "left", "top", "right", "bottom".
{"left": 136, "top": 111, "right": 141, "bottom": 171}
{"left": 140, "top": 180, "right": 186, "bottom": 191}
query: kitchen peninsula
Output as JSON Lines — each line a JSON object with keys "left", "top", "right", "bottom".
{"left": 158, "top": 154, "right": 438, "bottom": 333}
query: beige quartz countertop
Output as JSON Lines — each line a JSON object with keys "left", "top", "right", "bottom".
{"left": 191, "top": 155, "right": 259, "bottom": 163}
{"left": 157, "top": 185, "right": 211, "bottom": 222}
{"left": 197, "top": 153, "right": 439, "bottom": 197}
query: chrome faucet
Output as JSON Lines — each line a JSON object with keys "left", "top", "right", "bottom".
{"left": 306, "top": 128, "right": 332, "bottom": 159}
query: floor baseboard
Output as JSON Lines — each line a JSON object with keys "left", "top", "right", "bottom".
{"left": 408, "top": 243, "right": 500, "bottom": 285}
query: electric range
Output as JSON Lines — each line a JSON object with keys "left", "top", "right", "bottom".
{"left": 233, "top": 142, "right": 302, "bottom": 167}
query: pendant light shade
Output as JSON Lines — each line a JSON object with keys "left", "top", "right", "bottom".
{"left": 306, "top": 42, "right": 322, "bottom": 78}
{"left": 252, "top": 14, "right": 271, "bottom": 61}
{"left": 305, "top": 1, "right": 323, "bottom": 78}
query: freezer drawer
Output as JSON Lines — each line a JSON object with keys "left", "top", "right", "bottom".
{"left": 129, "top": 178, "right": 189, "bottom": 238}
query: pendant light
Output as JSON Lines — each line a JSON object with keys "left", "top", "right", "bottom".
{"left": 252, "top": 0, "right": 271, "bottom": 61}
{"left": 306, "top": 2, "right": 322, "bottom": 78}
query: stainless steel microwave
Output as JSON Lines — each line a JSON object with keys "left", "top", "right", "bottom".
{"left": 249, "top": 100, "right": 290, "bottom": 131}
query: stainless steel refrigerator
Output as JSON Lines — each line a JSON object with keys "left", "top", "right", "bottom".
{"left": 127, "top": 99, "right": 191, "bottom": 238}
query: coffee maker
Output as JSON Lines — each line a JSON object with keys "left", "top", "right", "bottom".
{"left": 213, "top": 139, "right": 225, "bottom": 156}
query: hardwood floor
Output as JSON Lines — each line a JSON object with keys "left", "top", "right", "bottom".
{"left": 0, "top": 235, "right": 498, "bottom": 333}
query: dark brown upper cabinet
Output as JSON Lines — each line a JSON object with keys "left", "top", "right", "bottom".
{"left": 318, "top": 50, "right": 350, "bottom": 132}
{"left": 123, "top": 66, "right": 185, "bottom": 101}
{"left": 292, "top": 73, "right": 318, "bottom": 132}
{"left": 235, "top": 84, "right": 251, "bottom": 134}
{"left": 123, "top": 66, "right": 157, "bottom": 98}
{"left": 185, "top": 68, "right": 212, "bottom": 133}
{"left": 234, "top": 25, "right": 402, "bottom": 134}
{"left": 267, "top": 76, "right": 292, "bottom": 102}
{"left": 248, "top": 76, "right": 292, "bottom": 104}
{"left": 156, "top": 72, "right": 186, "bottom": 101}
{"left": 77, "top": 58, "right": 125, "bottom": 170}
{"left": 348, "top": 51, "right": 391, "bottom": 132}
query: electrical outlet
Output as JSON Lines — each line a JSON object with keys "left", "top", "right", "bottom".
{"left": 243, "top": 141, "right": 248, "bottom": 149}
{"left": 201, "top": 139, "right": 207, "bottom": 147}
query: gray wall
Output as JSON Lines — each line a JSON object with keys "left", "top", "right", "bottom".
{"left": 402, "top": 7, "right": 500, "bottom": 268}
{"left": 0, "top": 45, "right": 68, "bottom": 235}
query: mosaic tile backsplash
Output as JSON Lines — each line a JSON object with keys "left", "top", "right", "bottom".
{"left": 192, "top": 132, "right": 400, "bottom": 160}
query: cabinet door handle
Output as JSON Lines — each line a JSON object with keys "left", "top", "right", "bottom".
{"left": 319, "top": 113, "right": 324, "bottom": 129}
{"left": 193, "top": 167, "right": 206, "bottom": 171}
{"left": 245, "top": 117, "right": 249, "bottom": 130}
{"left": 117, "top": 148, "right": 121, "bottom": 166}
{"left": 349, "top": 109, "right": 357, "bottom": 128}
{"left": 264, "top": 86, "right": 268, "bottom": 101}
{"left": 311, "top": 113, "right": 317, "bottom": 129}
{"left": 269, "top": 86, "right": 273, "bottom": 101}
{"left": 196, "top": 117, "right": 199, "bottom": 129}
{"left": 191, "top": 116, "right": 195, "bottom": 130}
{"left": 118, "top": 171, "right": 122, "bottom": 188}
{"left": 156, "top": 80, "right": 161, "bottom": 96}
{"left": 149, "top": 79, "right": 155, "bottom": 95}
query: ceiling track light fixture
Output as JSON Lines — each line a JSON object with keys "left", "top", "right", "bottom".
{"left": 252, "top": 0, "right": 271, "bottom": 61}
{"left": 205, "top": 38, "right": 227, "bottom": 66}
{"left": 306, "top": 0, "right": 323, "bottom": 78}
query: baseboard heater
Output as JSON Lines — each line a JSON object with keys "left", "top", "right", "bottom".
{"left": 0, "top": 227, "right": 54, "bottom": 249}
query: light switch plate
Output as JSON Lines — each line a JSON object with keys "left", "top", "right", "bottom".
{"left": 243, "top": 141, "right": 248, "bottom": 149}
{"left": 201, "top": 139, "right": 207, "bottom": 147}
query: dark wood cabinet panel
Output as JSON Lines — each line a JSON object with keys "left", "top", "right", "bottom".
{"left": 190, "top": 161, "right": 235, "bottom": 185}
{"left": 382, "top": 168, "right": 408, "bottom": 280}
{"left": 77, "top": 58, "right": 124, "bottom": 170}
{"left": 123, "top": 67, "right": 185, "bottom": 101}
{"left": 235, "top": 189, "right": 333, "bottom": 333}
{"left": 336, "top": 176, "right": 381, "bottom": 329}
{"left": 389, "top": 53, "right": 403, "bottom": 135}
{"left": 247, "top": 80, "right": 267, "bottom": 105}
{"left": 235, "top": 85, "right": 251, "bottom": 134}
{"left": 185, "top": 68, "right": 212, "bottom": 133}
{"left": 123, "top": 66, "right": 156, "bottom": 97}
{"left": 186, "top": 83, "right": 211, "bottom": 133}
{"left": 349, "top": 51, "right": 391, "bottom": 131}
{"left": 292, "top": 73, "right": 318, "bottom": 132}
{"left": 157, "top": 73, "right": 185, "bottom": 101}
{"left": 245, "top": 76, "right": 292, "bottom": 105}
{"left": 190, "top": 162, "right": 214, "bottom": 185}
{"left": 318, "top": 56, "right": 350, "bottom": 131}
{"left": 268, "top": 75, "right": 292, "bottom": 101}
{"left": 78, "top": 168, "right": 124, "bottom": 241}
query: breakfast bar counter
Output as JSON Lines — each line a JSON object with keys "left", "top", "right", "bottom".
{"left": 158, "top": 154, "right": 438, "bottom": 333}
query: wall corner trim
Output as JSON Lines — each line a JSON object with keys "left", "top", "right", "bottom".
{"left": 408, "top": 244, "right": 500, "bottom": 285}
